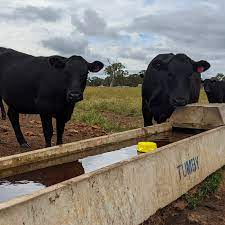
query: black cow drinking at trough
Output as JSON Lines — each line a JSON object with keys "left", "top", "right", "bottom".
{"left": 203, "top": 79, "right": 225, "bottom": 103}
{"left": 142, "top": 53, "right": 210, "bottom": 126}
{"left": 0, "top": 47, "right": 104, "bottom": 148}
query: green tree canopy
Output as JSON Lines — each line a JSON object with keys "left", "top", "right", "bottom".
{"left": 104, "top": 61, "right": 128, "bottom": 87}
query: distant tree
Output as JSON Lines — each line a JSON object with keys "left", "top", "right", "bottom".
{"left": 87, "top": 66, "right": 145, "bottom": 87}
{"left": 138, "top": 70, "right": 146, "bottom": 78}
{"left": 87, "top": 76, "right": 104, "bottom": 86}
{"left": 104, "top": 60, "right": 128, "bottom": 87}
{"left": 103, "top": 76, "right": 111, "bottom": 86}
{"left": 114, "top": 70, "right": 128, "bottom": 86}
{"left": 207, "top": 73, "right": 225, "bottom": 81}
{"left": 215, "top": 73, "right": 225, "bottom": 81}
{"left": 125, "top": 74, "right": 143, "bottom": 87}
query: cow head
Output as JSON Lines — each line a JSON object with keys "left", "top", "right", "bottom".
{"left": 151, "top": 54, "right": 210, "bottom": 107}
{"left": 202, "top": 79, "right": 216, "bottom": 93}
{"left": 49, "top": 55, "right": 104, "bottom": 103}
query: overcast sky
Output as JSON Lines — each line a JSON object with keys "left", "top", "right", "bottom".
{"left": 0, "top": 0, "right": 224, "bottom": 78}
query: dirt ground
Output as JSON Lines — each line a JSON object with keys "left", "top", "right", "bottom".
{"left": 142, "top": 169, "right": 225, "bottom": 225}
{"left": 102, "top": 111, "right": 142, "bottom": 130}
{"left": 0, "top": 114, "right": 107, "bottom": 157}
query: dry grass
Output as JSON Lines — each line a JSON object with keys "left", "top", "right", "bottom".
{"left": 199, "top": 88, "right": 209, "bottom": 104}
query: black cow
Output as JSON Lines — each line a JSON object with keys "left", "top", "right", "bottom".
{"left": 0, "top": 47, "right": 104, "bottom": 148}
{"left": 142, "top": 53, "right": 210, "bottom": 126}
{"left": 203, "top": 79, "right": 225, "bottom": 103}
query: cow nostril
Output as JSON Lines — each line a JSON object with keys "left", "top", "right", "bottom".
{"left": 172, "top": 98, "right": 187, "bottom": 106}
{"left": 70, "top": 93, "right": 79, "bottom": 98}
{"left": 204, "top": 88, "right": 211, "bottom": 93}
{"left": 68, "top": 92, "right": 83, "bottom": 101}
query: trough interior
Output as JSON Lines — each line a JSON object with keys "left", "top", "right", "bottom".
{"left": 0, "top": 128, "right": 204, "bottom": 203}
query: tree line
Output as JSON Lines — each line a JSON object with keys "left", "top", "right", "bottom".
{"left": 202, "top": 73, "right": 225, "bottom": 81}
{"left": 210, "top": 73, "right": 225, "bottom": 81}
{"left": 87, "top": 60, "right": 225, "bottom": 87}
{"left": 87, "top": 62, "right": 145, "bottom": 87}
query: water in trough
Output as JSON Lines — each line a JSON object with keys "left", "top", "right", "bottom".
{"left": 0, "top": 128, "right": 203, "bottom": 203}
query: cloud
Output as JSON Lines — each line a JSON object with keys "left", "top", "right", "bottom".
{"left": 119, "top": 1, "right": 225, "bottom": 77}
{"left": 71, "top": 9, "right": 106, "bottom": 36}
{"left": 42, "top": 36, "right": 89, "bottom": 56}
{"left": 71, "top": 9, "right": 119, "bottom": 39}
{"left": 42, "top": 8, "right": 122, "bottom": 61}
{"left": 126, "top": 3, "right": 225, "bottom": 56}
{"left": 117, "top": 47, "right": 148, "bottom": 61}
{"left": 0, "top": 6, "right": 62, "bottom": 22}
{"left": 41, "top": 31, "right": 105, "bottom": 63}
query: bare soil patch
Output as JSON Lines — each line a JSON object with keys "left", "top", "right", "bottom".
{"left": 0, "top": 114, "right": 106, "bottom": 157}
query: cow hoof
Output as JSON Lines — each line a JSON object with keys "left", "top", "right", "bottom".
{"left": 21, "top": 143, "right": 31, "bottom": 148}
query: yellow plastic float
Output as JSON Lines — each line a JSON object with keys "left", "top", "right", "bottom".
{"left": 137, "top": 142, "right": 157, "bottom": 153}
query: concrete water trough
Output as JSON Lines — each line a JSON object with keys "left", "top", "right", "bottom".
{"left": 170, "top": 103, "right": 225, "bottom": 129}
{"left": 0, "top": 104, "right": 225, "bottom": 225}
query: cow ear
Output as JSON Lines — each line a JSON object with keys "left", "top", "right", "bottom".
{"left": 193, "top": 60, "right": 210, "bottom": 73}
{"left": 49, "top": 56, "right": 66, "bottom": 69}
{"left": 88, "top": 61, "right": 104, "bottom": 72}
{"left": 152, "top": 59, "right": 167, "bottom": 71}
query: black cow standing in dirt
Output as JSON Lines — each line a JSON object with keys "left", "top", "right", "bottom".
{"left": 0, "top": 47, "right": 104, "bottom": 148}
{"left": 203, "top": 79, "right": 225, "bottom": 103}
{"left": 142, "top": 53, "right": 210, "bottom": 126}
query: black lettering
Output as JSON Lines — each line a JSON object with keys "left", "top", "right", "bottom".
{"left": 194, "top": 156, "right": 199, "bottom": 170}
{"left": 185, "top": 160, "right": 192, "bottom": 175}
{"left": 182, "top": 163, "right": 187, "bottom": 177}
{"left": 191, "top": 158, "right": 196, "bottom": 172}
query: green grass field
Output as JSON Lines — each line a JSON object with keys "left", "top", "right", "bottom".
{"left": 73, "top": 87, "right": 208, "bottom": 132}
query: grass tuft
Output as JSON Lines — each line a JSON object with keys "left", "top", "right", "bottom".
{"left": 184, "top": 170, "right": 223, "bottom": 209}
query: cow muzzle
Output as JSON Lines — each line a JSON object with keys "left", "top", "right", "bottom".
{"left": 204, "top": 87, "right": 211, "bottom": 93}
{"left": 170, "top": 98, "right": 187, "bottom": 107}
{"left": 67, "top": 92, "right": 83, "bottom": 103}
{"left": 156, "top": 114, "right": 168, "bottom": 123}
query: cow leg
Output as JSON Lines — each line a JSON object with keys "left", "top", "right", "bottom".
{"left": 142, "top": 98, "right": 153, "bottom": 127}
{"left": 0, "top": 98, "right": 6, "bottom": 120}
{"left": 7, "top": 107, "right": 30, "bottom": 148}
{"left": 56, "top": 117, "right": 65, "bottom": 145}
{"left": 40, "top": 114, "right": 53, "bottom": 148}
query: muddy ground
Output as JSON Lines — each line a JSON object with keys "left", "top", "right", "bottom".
{"left": 0, "top": 114, "right": 107, "bottom": 157}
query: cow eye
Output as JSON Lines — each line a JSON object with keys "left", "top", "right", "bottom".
{"left": 153, "top": 63, "right": 161, "bottom": 70}
{"left": 152, "top": 60, "right": 164, "bottom": 70}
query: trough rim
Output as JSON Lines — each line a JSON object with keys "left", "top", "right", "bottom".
{"left": 182, "top": 103, "right": 225, "bottom": 107}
